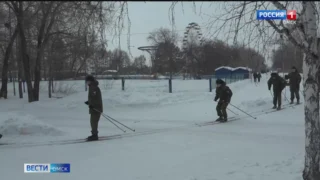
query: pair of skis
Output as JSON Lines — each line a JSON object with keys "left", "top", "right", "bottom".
{"left": 195, "top": 117, "right": 241, "bottom": 127}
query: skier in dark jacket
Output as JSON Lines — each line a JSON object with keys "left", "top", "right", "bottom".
{"left": 253, "top": 72, "right": 258, "bottom": 82}
{"left": 214, "top": 79, "right": 233, "bottom": 122}
{"left": 268, "top": 72, "right": 287, "bottom": 110}
{"left": 85, "top": 75, "right": 103, "bottom": 141}
{"left": 257, "top": 72, "right": 261, "bottom": 82}
{"left": 285, "top": 66, "right": 301, "bottom": 104}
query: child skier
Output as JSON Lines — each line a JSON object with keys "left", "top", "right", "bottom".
{"left": 214, "top": 79, "right": 233, "bottom": 122}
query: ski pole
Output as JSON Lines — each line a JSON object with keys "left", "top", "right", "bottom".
{"left": 92, "top": 109, "right": 126, "bottom": 132}
{"left": 103, "top": 114, "right": 127, "bottom": 133}
{"left": 93, "top": 108, "right": 135, "bottom": 132}
{"left": 282, "top": 91, "right": 290, "bottom": 102}
{"left": 227, "top": 108, "right": 238, "bottom": 115}
{"left": 269, "top": 90, "right": 273, "bottom": 97}
{"left": 103, "top": 112, "right": 136, "bottom": 132}
{"left": 89, "top": 108, "right": 126, "bottom": 132}
{"left": 229, "top": 103, "right": 257, "bottom": 119}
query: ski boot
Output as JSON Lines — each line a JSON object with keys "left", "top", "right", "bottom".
{"left": 277, "top": 106, "right": 281, "bottom": 110}
{"left": 220, "top": 117, "right": 228, "bottom": 123}
{"left": 87, "top": 134, "right": 98, "bottom": 141}
{"left": 296, "top": 99, "right": 300, "bottom": 105}
{"left": 215, "top": 117, "right": 223, "bottom": 122}
{"left": 272, "top": 106, "right": 277, "bottom": 109}
{"left": 290, "top": 101, "right": 294, "bottom": 104}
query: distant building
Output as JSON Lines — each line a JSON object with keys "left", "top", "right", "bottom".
{"left": 232, "top": 67, "right": 252, "bottom": 79}
{"left": 214, "top": 66, "right": 234, "bottom": 79}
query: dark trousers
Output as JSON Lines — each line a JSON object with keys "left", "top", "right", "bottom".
{"left": 258, "top": 77, "right": 260, "bottom": 82}
{"left": 216, "top": 102, "right": 228, "bottom": 119}
{"left": 273, "top": 91, "right": 282, "bottom": 107}
{"left": 254, "top": 78, "right": 257, "bottom": 82}
{"left": 290, "top": 89, "right": 300, "bottom": 102}
{"left": 90, "top": 113, "right": 101, "bottom": 135}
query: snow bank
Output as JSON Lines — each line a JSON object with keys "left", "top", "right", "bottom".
{"left": 0, "top": 113, "right": 65, "bottom": 136}
{"left": 100, "top": 80, "right": 214, "bottom": 107}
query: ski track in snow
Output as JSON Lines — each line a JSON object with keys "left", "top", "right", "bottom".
{"left": 0, "top": 75, "right": 304, "bottom": 180}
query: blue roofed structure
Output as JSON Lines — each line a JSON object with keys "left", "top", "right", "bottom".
{"left": 232, "top": 67, "right": 252, "bottom": 79}
{"left": 214, "top": 66, "right": 234, "bottom": 79}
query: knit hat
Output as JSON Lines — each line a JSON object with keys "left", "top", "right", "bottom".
{"left": 85, "top": 75, "right": 95, "bottom": 82}
{"left": 216, "top": 79, "right": 225, "bottom": 85}
{"left": 271, "top": 72, "right": 278, "bottom": 77}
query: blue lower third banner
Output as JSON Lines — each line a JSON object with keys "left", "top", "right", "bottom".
{"left": 256, "top": 10, "right": 286, "bottom": 20}
{"left": 24, "top": 163, "right": 71, "bottom": 173}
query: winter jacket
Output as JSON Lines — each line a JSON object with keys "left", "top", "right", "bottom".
{"left": 88, "top": 80, "right": 103, "bottom": 114}
{"left": 257, "top": 73, "right": 261, "bottom": 78}
{"left": 286, "top": 71, "right": 301, "bottom": 91}
{"left": 268, "top": 74, "right": 287, "bottom": 92}
{"left": 214, "top": 83, "right": 233, "bottom": 103}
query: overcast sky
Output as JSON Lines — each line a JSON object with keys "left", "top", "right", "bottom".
{"left": 107, "top": 2, "right": 274, "bottom": 67}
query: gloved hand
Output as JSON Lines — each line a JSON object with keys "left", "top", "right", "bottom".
{"left": 89, "top": 105, "right": 94, "bottom": 109}
{"left": 84, "top": 101, "right": 89, "bottom": 105}
{"left": 268, "top": 88, "right": 270, "bottom": 91}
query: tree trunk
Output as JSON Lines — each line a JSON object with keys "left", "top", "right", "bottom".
{"left": 12, "top": 71, "right": 16, "bottom": 96}
{"left": 48, "top": 77, "right": 52, "bottom": 98}
{"left": 302, "top": 2, "right": 320, "bottom": 180}
{"left": 0, "top": 27, "right": 18, "bottom": 99}
{"left": 33, "top": 49, "right": 43, "bottom": 101}
{"left": 16, "top": 2, "right": 34, "bottom": 102}
{"left": 16, "top": 28, "right": 23, "bottom": 99}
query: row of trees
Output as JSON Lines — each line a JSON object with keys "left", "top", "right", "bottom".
{"left": 0, "top": 1, "right": 130, "bottom": 102}
{"left": 146, "top": 27, "right": 267, "bottom": 78}
{"left": 78, "top": 27, "right": 268, "bottom": 78}
{"left": 88, "top": 27, "right": 268, "bottom": 78}
{"left": 86, "top": 26, "right": 268, "bottom": 79}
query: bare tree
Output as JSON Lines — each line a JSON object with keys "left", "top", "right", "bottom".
{"left": 0, "top": 26, "right": 18, "bottom": 98}
{"left": 171, "top": 1, "right": 320, "bottom": 179}
{"left": 147, "top": 27, "right": 181, "bottom": 76}
{"left": 272, "top": 40, "right": 304, "bottom": 72}
{"left": 0, "top": 5, "right": 18, "bottom": 98}
{"left": 132, "top": 55, "right": 147, "bottom": 74}
{"left": 109, "top": 48, "right": 131, "bottom": 74}
{"left": 3, "top": 1, "right": 125, "bottom": 102}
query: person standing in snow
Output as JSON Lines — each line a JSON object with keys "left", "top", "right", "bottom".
{"left": 267, "top": 72, "right": 287, "bottom": 110}
{"left": 85, "top": 75, "right": 103, "bottom": 141}
{"left": 257, "top": 72, "right": 261, "bottom": 82}
{"left": 285, "top": 66, "right": 301, "bottom": 104}
{"left": 214, "top": 79, "right": 233, "bottom": 122}
{"left": 253, "top": 72, "right": 258, "bottom": 82}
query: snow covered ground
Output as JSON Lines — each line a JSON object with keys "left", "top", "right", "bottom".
{"left": 0, "top": 75, "right": 304, "bottom": 180}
